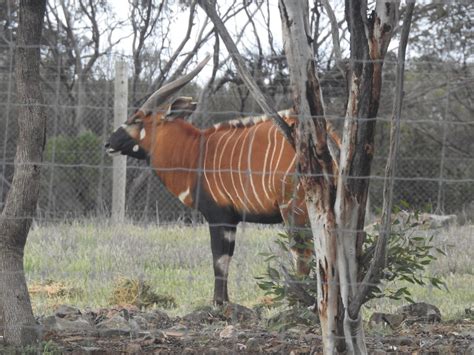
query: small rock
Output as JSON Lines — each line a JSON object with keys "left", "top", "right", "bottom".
{"left": 167, "top": 323, "right": 188, "bottom": 332}
{"left": 131, "top": 315, "right": 148, "bottom": 329}
{"left": 55, "top": 305, "right": 82, "bottom": 320}
{"left": 369, "top": 312, "right": 405, "bottom": 328}
{"left": 80, "top": 346, "right": 103, "bottom": 354}
{"left": 236, "top": 343, "right": 246, "bottom": 351}
{"left": 142, "top": 310, "right": 171, "bottom": 329}
{"left": 128, "top": 318, "right": 142, "bottom": 332}
{"left": 163, "top": 326, "right": 187, "bottom": 338}
{"left": 222, "top": 303, "right": 257, "bottom": 323}
{"left": 396, "top": 302, "right": 442, "bottom": 323}
{"left": 220, "top": 325, "right": 237, "bottom": 339}
{"left": 237, "top": 331, "right": 247, "bottom": 339}
{"left": 392, "top": 336, "right": 414, "bottom": 346}
{"left": 183, "top": 309, "right": 214, "bottom": 324}
{"left": 246, "top": 337, "right": 262, "bottom": 352}
{"left": 139, "top": 330, "right": 167, "bottom": 346}
{"left": 98, "top": 328, "right": 131, "bottom": 337}
{"left": 125, "top": 343, "right": 142, "bottom": 353}
{"left": 97, "top": 313, "right": 131, "bottom": 331}
{"left": 465, "top": 342, "right": 474, "bottom": 355}
{"left": 462, "top": 331, "right": 474, "bottom": 338}
{"left": 42, "top": 315, "right": 94, "bottom": 334}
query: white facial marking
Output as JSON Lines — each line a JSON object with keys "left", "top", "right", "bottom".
{"left": 140, "top": 128, "right": 146, "bottom": 140}
{"left": 132, "top": 145, "right": 139, "bottom": 152}
{"left": 178, "top": 187, "right": 190, "bottom": 203}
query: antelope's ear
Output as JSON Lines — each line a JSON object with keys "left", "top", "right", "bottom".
{"left": 165, "top": 96, "right": 197, "bottom": 121}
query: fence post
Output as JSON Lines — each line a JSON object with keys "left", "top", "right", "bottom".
{"left": 112, "top": 60, "right": 128, "bottom": 223}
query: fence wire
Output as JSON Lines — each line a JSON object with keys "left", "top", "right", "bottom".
{"left": 1, "top": 51, "right": 473, "bottom": 223}
{"left": 0, "top": 4, "right": 474, "bottom": 354}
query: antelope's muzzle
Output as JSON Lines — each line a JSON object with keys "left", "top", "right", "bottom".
{"left": 105, "top": 127, "right": 148, "bottom": 160}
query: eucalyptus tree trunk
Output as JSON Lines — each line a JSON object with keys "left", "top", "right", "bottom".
{"left": 0, "top": 0, "right": 47, "bottom": 346}
{"left": 279, "top": 0, "right": 398, "bottom": 353}
{"left": 202, "top": 0, "right": 407, "bottom": 352}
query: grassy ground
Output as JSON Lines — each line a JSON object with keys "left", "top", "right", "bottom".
{"left": 25, "top": 221, "right": 473, "bottom": 320}
{"left": 366, "top": 223, "right": 474, "bottom": 320}
{"left": 25, "top": 221, "right": 278, "bottom": 316}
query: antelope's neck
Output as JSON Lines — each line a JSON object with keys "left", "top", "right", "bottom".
{"left": 149, "top": 120, "right": 201, "bottom": 207}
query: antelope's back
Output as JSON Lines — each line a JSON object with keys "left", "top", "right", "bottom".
{"left": 202, "top": 114, "right": 303, "bottom": 218}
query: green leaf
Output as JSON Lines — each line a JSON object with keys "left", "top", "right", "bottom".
{"left": 400, "top": 200, "right": 411, "bottom": 209}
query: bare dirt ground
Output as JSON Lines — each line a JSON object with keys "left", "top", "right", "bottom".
{"left": 2, "top": 304, "right": 472, "bottom": 354}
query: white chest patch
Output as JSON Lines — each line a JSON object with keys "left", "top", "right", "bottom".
{"left": 132, "top": 145, "right": 139, "bottom": 152}
{"left": 178, "top": 187, "right": 191, "bottom": 204}
{"left": 140, "top": 128, "right": 146, "bottom": 140}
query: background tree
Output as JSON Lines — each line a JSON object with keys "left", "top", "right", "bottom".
{"left": 0, "top": 0, "right": 47, "bottom": 345}
{"left": 43, "top": 0, "right": 124, "bottom": 134}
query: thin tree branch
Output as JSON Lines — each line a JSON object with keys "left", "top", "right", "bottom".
{"left": 320, "top": 0, "right": 344, "bottom": 75}
{"left": 350, "top": 0, "right": 415, "bottom": 317}
{"left": 198, "top": 0, "right": 294, "bottom": 148}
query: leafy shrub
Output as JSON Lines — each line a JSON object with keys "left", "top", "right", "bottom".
{"left": 40, "top": 131, "right": 111, "bottom": 215}
{"left": 256, "top": 208, "right": 447, "bottom": 309}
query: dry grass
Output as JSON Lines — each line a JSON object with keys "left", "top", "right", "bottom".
{"left": 29, "top": 279, "right": 82, "bottom": 298}
{"left": 110, "top": 276, "right": 176, "bottom": 308}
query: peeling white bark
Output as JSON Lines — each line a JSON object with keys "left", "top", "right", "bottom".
{"left": 307, "top": 201, "right": 338, "bottom": 354}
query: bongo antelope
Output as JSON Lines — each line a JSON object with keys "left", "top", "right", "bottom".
{"left": 106, "top": 56, "right": 333, "bottom": 304}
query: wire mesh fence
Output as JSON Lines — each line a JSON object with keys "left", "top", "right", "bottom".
{"left": 1, "top": 51, "right": 473, "bottom": 223}
{"left": 1, "top": 1, "right": 474, "bottom": 352}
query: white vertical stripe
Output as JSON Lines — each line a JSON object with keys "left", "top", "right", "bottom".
{"left": 217, "top": 127, "right": 240, "bottom": 206}
{"left": 238, "top": 128, "right": 258, "bottom": 212}
{"left": 269, "top": 125, "right": 279, "bottom": 195}
{"left": 203, "top": 129, "right": 220, "bottom": 203}
{"left": 229, "top": 128, "right": 248, "bottom": 210}
{"left": 213, "top": 129, "right": 234, "bottom": 201}
{"left": 247, "top": 124, "right": 266, "bottom": 211}
{"left": 261, "top": 124, "right": 274, "bottom": 201}
{"left": 273, "top": 134, "right": 286, "bottom": 193}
